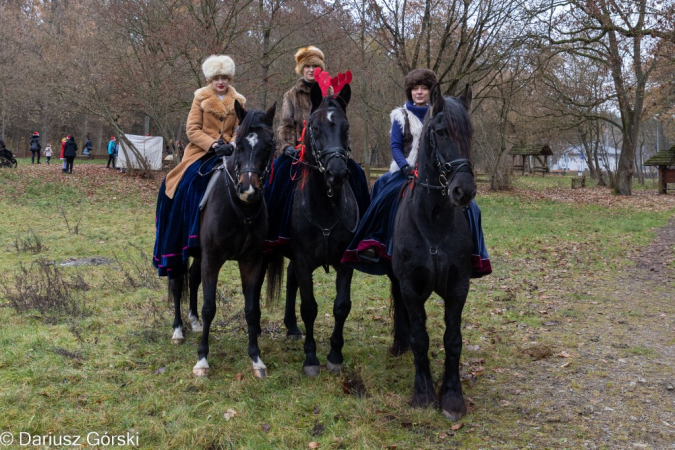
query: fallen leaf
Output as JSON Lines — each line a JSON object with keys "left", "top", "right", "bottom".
{"left": 309, "top": 442, "right": 320, "bottom": 449}
{"left": 223, "top": 409, "right": 237, "bottom": 421}
{"left": 466, "top": 345, "right": 480, "bottom": 351}
{"left": 401, "top": 421, "right": 412, "bottom": 429}
{"left": 234, "top": 372, "right": 243, "bottom": 381}
{"left": 153, "top": 366, "right": 166, "bottom": 375}
{"left": 556, "top": 351, "right": 572, "bottom": 358}
{"left": 261, "top": 424, "right": 270, "bottom": 432}
{"left": 451, "top": 423, "right": 464, "bottom": 431}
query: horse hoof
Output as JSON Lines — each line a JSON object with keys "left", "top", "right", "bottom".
{"left": 171, "top": 337, "right": 184, "bottom": 345}
{"left": 303, "top": 365, "right": 320, "bottom": 377}
{"left": 326, "top": 361, "right": 343, "bottom": 374}
{"left": 191, "top": 324, "right": 203, "bottom": 333}
{"left": 253, "top": 368, "right": 267, "bottom": 379}
{"left": 192, "top": 367, "right": 209, "bottom": 377}
{"left": 442, "top": 409, "right": 464, "bottom": 421}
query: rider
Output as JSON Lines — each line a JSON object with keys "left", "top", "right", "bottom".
{"left": 154, "top": 54, "right": 246, "bottom": 276}
{"left": 342, "top": 69, "right": 491, "bottom": 277}
{"left": 265, "top": 46, "right": 370, "bottom": 249}
{"left": 29, "top": 131, "right": 42, "bottom": 164}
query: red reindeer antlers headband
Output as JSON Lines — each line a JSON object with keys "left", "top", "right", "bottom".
{"left": 314, "top": 68, "right": 352, "bottom": 97}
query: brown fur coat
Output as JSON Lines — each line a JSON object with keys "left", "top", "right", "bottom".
{"left": 277, "top": 78, "right": 312, "bottom": 152}
{"left": 164, "top": 84, "right": 246, "bottom": 199}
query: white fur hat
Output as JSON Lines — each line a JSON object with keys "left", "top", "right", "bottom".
{"left": 202, "top": 55, "right": 235, "bottom": 81}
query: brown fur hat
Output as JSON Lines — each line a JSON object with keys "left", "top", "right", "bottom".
{"left": 404, "top": 69, "right": 438, "bottom": 101}
{"left": 295, "top": 46, "right": 325, "bottom": 75}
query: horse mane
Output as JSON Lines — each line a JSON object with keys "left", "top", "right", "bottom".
{"left": 237, "top": 109, "right": 270, "bottom": 139}
{"left": 421, "top": 96, "right": 473, "bottom": 160}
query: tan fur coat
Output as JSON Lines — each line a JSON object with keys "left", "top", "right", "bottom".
{"left": 277, "top": 78, "right": 313, "bottom": 152}
{"left": 165, "top": 84, "right": 246, "bottom": 199}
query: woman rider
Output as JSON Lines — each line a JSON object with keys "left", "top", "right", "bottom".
{"left": 265, "top": 46, "right": 369, "bottom": 248}
{"left": 154, "top": 54, "right": 246, "bottom": 277}
{"left": 342, "top": 69, "right": 491, "bottom": 278}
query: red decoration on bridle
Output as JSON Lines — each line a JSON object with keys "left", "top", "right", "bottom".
{"left": 313, "top": 68, "right": 352, "bottom": 97}
{"left": 291, "top": 120, "right": 308, "bottom": 182}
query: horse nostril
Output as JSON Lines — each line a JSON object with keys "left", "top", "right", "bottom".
{"left": 453, "top": 187, "right": 463, "bottom": 200}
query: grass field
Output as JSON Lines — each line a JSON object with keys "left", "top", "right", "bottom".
{"left": 0, "top": 163, "right": 674, "bottom": 449}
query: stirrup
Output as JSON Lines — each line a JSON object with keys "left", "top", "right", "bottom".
{"left": 359, "top": 248, "right": 379, "bottom": 262}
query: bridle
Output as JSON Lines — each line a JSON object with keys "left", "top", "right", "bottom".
{"left": 305, "top": 107, "right": 350, "bottom": 197}
{"left": 229, "top": 125, "right": 276, "bottom": 196}
{"left": 417, "top": 113, "right": 474, "bottom": 195}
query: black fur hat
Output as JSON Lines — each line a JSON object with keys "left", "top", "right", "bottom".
{"left": 404, "top": 69, "right": 438, "bottom": 101}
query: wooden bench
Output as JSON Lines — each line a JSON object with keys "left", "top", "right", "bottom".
{"left": 475, "top": 172, "right": 490, "bottom": 184}
{"left": 571, "top": 176, "right": 586, "bottom": 189}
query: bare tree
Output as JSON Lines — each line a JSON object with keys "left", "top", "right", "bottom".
{"left": 535, "top": 0, "right": 675, "bottom": 195}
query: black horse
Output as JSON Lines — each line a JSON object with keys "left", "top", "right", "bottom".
{"left": 169, "top": 101, "right": 277, "bottom": 379}
{"left": 266, "top": 82, "right": 360, "bottom": 377}
{"left": 389, "top": 84, "right": 476, "bottom": 420}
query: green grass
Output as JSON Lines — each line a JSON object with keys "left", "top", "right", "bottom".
{"left": 0, "top": 165, "right": 673, "bottom": 449}
{"left": 512, "top": 173, "right": 661, "bottom": 192}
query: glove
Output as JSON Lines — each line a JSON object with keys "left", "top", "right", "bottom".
{"left": 214, "top": 141, "right": 234, "bottom": 157}
{"left": 401, "top": 164, "right": 414, "bottom": 179}
{"left": 284, "top": 145, "right": 299, "bottom": 159}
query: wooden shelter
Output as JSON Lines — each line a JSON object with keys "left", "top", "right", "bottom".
{"left": 644, "top": 145, "right": 675, "bottom": 194}
{"left": 509, "top": 144, "right": 553, "bottom": 175}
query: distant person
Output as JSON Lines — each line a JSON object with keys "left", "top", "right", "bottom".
{"left": 166, "top": 138, "right": 176, "bottom": 155}
{"left": 106, "top": 136, "right": 116, "bottom": 169}
{"left": 60, "top": 137, "right": 67, "bottom": 172}
{"left": 83, "top": 137, "right": 93, "bottom": 157}
{"left": 29, "top": 131, "right": 42, "bottom": 164}
{"left": 43, "top": 143, "right": 53, "bottom": 164}
{"left": 63, "top": 135, "right": 77, "bottom": 174}
{"left": 176, "top": 140, "right": 185, "bottom": 161}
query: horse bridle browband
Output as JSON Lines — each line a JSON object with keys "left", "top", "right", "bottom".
{"left": 417, "top": 114, "right": 473, "bottom": 194}
{"left": 307, "top": 108, "right": 350, "bottom": 177}
{"left": 233, "top": 129, "right": 276, "bottom": 195}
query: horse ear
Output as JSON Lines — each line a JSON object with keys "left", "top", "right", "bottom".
{"left": 234, "top": 100, "right": 247, "bottom": 123}
{"left": 336, "top": 84, "right": 351, "bottom": 111}
{"left": 459, "top": 83, "right": 472, "bottom": 111}
{"left": 310, "top": 82, "right": 323, "bottom": 112}
{"left": 431, "top": 83, "right": 443, "bottom": 116}
{"left": 264, "top": 101, "right": 277, "bottom": 126}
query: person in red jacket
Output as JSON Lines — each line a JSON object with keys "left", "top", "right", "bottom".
{"left": 60, "top": 137, "right": 67, "bottom": 173}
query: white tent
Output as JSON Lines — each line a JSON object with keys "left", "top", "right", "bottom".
{"left": 117, "top": 134, "right": 163, "bottom": 170}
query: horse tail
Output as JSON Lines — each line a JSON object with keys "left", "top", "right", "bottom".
{"left": 166, "top": 263, "right": 190, "bottom": 305}
{"left": 265, "top": 252, "right": 284, "bottom": 306}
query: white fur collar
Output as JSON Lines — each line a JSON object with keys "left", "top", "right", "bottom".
{"left": 389, "top": 106, "right": 424, "bottom": 173}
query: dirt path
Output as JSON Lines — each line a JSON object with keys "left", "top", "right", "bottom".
{"left": 496, "top": 218, "right": 675, "bottom": 449}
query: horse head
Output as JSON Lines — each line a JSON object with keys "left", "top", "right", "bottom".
{"left": 423, "top": 83, "right": 476, "bottom": 206}
{"left": 233, "top": 100, "right": 277, "bottom": 203}
{"left": 305, "top": 82, "right": 352, "bottom": 191}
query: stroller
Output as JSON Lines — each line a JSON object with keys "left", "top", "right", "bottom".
{"left": 0, "top": 147, "right": 17, "bottom": 168}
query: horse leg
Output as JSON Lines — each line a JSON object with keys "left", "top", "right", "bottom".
{"left": 296, "top": 264, "right": 320, "bottom": 377}
{"left": 326, "top": 264, "right": 353, "bottom": 374}
{"left": 284, "top": 261, "right": 303, "bottom": 339}
{"left": 193, "top": 257, "right": 221, "bottom": 377}
{"left": 439, "top": 280, "right": 470, "bottom": 421}
{"left": 400, "top": 268, "right": 436, "bottom": 408}
{"left": 170, "top": 275, "right": 185, "bottom": 344}
{"left": 188, "top": 260, "right": 203, "bottom": 333}
{"left": 240, "top": 255, "right": 267, "bottom": 379}
{"left": 387, "top": 271, "right": 411, "bottom": 356}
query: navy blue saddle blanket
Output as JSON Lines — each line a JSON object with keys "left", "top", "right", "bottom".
{"left": 153, "top": 155, "right": 220, "bottom": 278}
